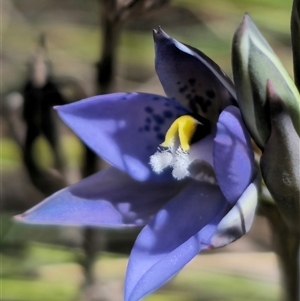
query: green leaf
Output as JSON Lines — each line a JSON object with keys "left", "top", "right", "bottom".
{"left": 232, "top": 14, "right": 300, "bottom": 149}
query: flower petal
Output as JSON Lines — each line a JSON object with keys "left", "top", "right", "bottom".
{"left": 56, "top": 92, "right": 189, "bottom": 182}
{"left": 211, "top": 175, "right": 259, "bottom": 248}
{"left": 153, "top": 27, "right": 236, "bottom": 123}
{"left": 124, "top": 181, "right": 227, "bottom": 301}
{"left": 14, "top": 167, "right": 188, "bottom": 228}
{"left": 213, "top": 106, "right": 255, "bottom": 204}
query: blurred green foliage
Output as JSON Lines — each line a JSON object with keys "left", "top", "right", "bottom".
{"left": 1, "top": 243, "right": 280, "bottom": 301}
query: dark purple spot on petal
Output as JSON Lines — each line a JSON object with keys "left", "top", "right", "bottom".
{"left": 144, "top": 125, "right": 150, "bottom": 131}
{"left": 164, "top": 102, "right": 170, "bottom": 107}
{"left": 188, "top": 78, "right": 196, "bottom": 86}
{"left": 146, "top": 117, "right": 152, "bottom": 123}
{"left": 175, "top": 105, "right": 187, "bottom": 112}
{"left": 206, "top": 90, "right": 216, "bottom": 99}
{"left": 145, "top": 106, "right": 153, "bottom": 113}
{"left": 163, "top": 110, "right": 173, "bottom": 119}
{"left": 179, "top": 86, "right": 188, "bottom": 93}
{"left": 153, "top": 126, "right": 161, "bottom": 132}
{"left": 189, "top": 99, "right": 198, "bottom": 114}
{"left": 177, "top": 81, "right": 181, "bottom": 85}
{"left": 156, "top": 133, "right": 165, "bottom": 141}
{"left": 153, "top": 114, "right": 165, "bottom": 125}
{"left": 205, "top": 99, "right": 212, "bottom": 106}
{"left": 189, "top": 95, "right": 211, "bottom": 113}
{"left": 194, "top": 95, "right": 204, "bottom": 102}
{"left": 152, "top": 96, "right": 160, "bottom": 101}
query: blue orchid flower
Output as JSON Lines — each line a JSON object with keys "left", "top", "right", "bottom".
{"left": 15, "top": 28, "right": 258, "bottom": 301}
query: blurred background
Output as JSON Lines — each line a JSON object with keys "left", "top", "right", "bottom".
{"left": 1, "top": 0, "right": 294, "bottom": 300}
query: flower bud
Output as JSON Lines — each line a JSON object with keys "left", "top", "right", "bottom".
{"left": 291, "top": 0, "right": 300, "bottom": 90}
{"left": 232, "top": 14, "right": 300, "bottom": 149}
{"left": 260, "top": 81, "right": 300, "bottom": 231}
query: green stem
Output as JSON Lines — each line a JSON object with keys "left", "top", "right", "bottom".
{"left": 259, "top": 203, "right": 300, "bottom": 301}
{"left": 81, "top": 228, "right": 103, "bottom": 286}
{"left": 272, "top": 223, "right": 300, "bottom": 301}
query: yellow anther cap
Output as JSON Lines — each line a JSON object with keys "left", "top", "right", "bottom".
{"left": 160, "top": 115, "right": 199, "bottom": 152}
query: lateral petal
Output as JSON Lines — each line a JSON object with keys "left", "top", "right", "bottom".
{"left": 125, "top": 181, "right": 227, "bottom": 301}
{"left": 15, "top": 167, "right": 187, "bottom": 228}
{"left": 211, "top": 176, "right": 259, "bottom": 248}
{"left": 213, "top": 106, "right": 255, "bottom": 204}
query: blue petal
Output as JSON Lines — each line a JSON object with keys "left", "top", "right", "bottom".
{"left": 213, "top": 106, "right": 255, "bottom": 204}
{"left": 154, "top": 27, "right": 236, "bottom": 123}
{"left": 56, "top": 92, "right": 189, "bottom": 182}
{"left": 124, "top": 181, "right": 227, "bottom": 301}
{"left": 15, "top": 167, "right": 188, "bottom": 227}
